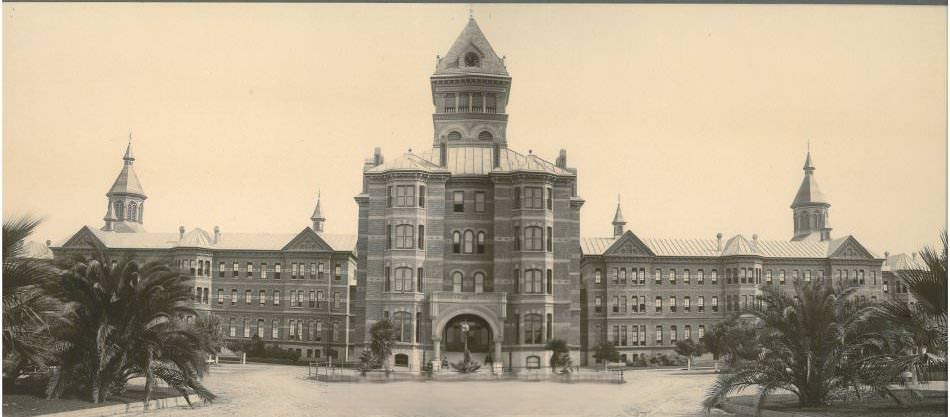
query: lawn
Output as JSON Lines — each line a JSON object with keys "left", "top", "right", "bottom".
{"left": 2, "top": 375, "right": 189, "bottom": 417}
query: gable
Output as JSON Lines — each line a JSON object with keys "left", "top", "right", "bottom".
{"left": 281, "top": 228, "right": 333, "bottom": 252}
{"left": 829, "top": 236, "right": 875, "bottom": 260}
{"left": 60, "top": 226, "right": 105, "bottom": 250}
{"left": 604, "top": 231, "right": 655, "bottom": 257}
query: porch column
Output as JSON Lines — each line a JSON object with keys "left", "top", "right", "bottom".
{"left": 494, "top": 341, "right": 502, "bottom": 365}
{"left": 432, "top": 338, "right": 442, "bottom": 370}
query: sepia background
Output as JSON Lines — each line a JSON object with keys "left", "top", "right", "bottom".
{"left": 3, "top": 3, "right": 946, "bottom": 254}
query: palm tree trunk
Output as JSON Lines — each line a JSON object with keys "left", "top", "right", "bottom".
{"left": 144, "top": 348, "right": 154, "bottom": 409}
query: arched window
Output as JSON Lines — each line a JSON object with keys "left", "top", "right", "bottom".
{"left": 476, "top": 232, "right": 486, "bottom": 254}
{"left": 128, "top": 201, "right": 138, "bottom": 221}
{"left": 474, "top": 272, "right": 485, "bottom": 293}
{"left": 464, "top": 52, "right": 480, "bottom": 67}
{"left": 447, "top": 131, "right": 462, "bottom": 140}
{"left": 394, "top": 267, "right": 413, "bottom": 292}
{"left": 524, "top": 226, "right": 543, "bottom": 251}
{"left": 463, "top": 230, "right": 474, "bottom": 254}
{"left": 452, "top": 272, "right": 463, "bottom": 293}
{"left": 526, "top": 355, "right": 541, "bottom": 369}
{"left": 114, "top": 200, "right": 124, "bottom": 220}
{"left": 393, "top": 312, "right": 412, "bottom": 342}
{"left": 452, "top": 231, "right": 461, "bottom": 254}
{"left": 478, "top": 131, "right": 493, "bottom": 141}
{"left": 524, "top": 314, "right": 543, "bottom": 344}
{"left": 394, "top": 353, "right": 409, "bottom": 367}
{"left": 525, "top": 269, "right": 543, "bottom": 294}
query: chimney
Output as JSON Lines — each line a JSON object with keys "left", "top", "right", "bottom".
{"left": 555, "top": 149, "right": 567, "bottom": 169}
{"left": 373, "top": 147, "right": 384, "bottom": 166}
{"left": 179, "top": 226, "right": 185, "bottom": 240}
{"left": 213, "top": 226, "right": 221, "bottom": 244}
{"left": 46, "top": 240, "right": 51, "bottom": 247}
{"left": 716, "top": 233, "right": 723, "bottom": 251}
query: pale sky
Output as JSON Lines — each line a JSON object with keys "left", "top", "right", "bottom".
{"left": 4, "top": 3, "right": 946, "bottom": 256}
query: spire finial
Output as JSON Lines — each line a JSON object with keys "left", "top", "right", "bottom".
{"left": 123, "top": 132, "right": 135, "bottom": 164}
{"left": 469, "top": 4, "right": 474, "bottom": 19}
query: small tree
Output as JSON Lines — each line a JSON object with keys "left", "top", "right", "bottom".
{"left": 674, "top": 339, "right": 706, "bottom": 370}
{"left": 369, "top": 320, "right": 396, "bottom": 369}
{"left": 592, "top": 342, "right": 621, "bottom": 367}
{"left": 545, "top": 339, "right": 573, "bottom": 373}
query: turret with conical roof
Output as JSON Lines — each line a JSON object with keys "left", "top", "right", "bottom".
{"left": 790, "top": 149, "right": 831, "bottom": 241}
{"left": 612, "top": 195, "right": 626, "bottom": 238}
{"left": 431, "top": 16, "right": 512, "bottom": 156}
{"left": 102, "top": 137, "right": 147, "bottom": 233}
{"left": 311, "top": 191, "right": 326, "bottom": 232}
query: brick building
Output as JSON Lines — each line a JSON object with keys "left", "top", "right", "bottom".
{"left": 579, "top": 152, "right": 886, "bottom": 365}
{"left": 52, "top": 143, "right": 359, "bottom": 362}
{"left": 353, "top": 17, "right": 584, "bottom": 372}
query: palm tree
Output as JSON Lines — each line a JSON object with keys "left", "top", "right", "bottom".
{"left": 704, "top": 281, "right": 873, "bottom": 413}
{"left": 46, "top": 255, "right": 215, "bottom": 406}
{"left": 861, "top": 231, "right": 947, "bottom": 391}
{"left": 2, "top": 216, "right": 65, "bottom": 388}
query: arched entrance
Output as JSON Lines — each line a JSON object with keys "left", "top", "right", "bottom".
{"left": 443, "top": 314, "right": 492, "bottom": 353}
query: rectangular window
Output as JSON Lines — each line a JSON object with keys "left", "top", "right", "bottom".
{"left": 289, "top": 290, "right": 296, "bottom": 307}
{"left": 453, "top": 191, "right": 464, "bottom": 212}
{"left": 612, "top": 296, "right": 620, "bottom": 313}
{"left": 594, "top": 296, "right": 602, "bottom": 313}
{"left": 217, "top": 289, "right": 224, "bottom": 304}
{"left": 524, "top": 187, "right": 543, "bottom": 209}
{"left": 259, "top": 290, "right": 266, "bottom": 305}
{"left": 656, "top": 325, "right": 663, "bottom": 344}
{"left": 711, "top": 269, "right": 718, "bottom": 284}
{"left": 513, "top": 226, "right": 521, "bottom": 250}
{"left": 698, "top": 296, "right": 705, "bottom": 312}
{"left": 261, "top": 263, "right": 267, "bottom": 279}
{"left": 418, "top": 225, "right": 425, "bottom": 250}
{"left": 475, "top": 192, "right": 486, "bottom": 212}
{"left": 387, "top": 186, "right": 393, "bottom": 208}
{"left": 670, "top": 325, "right": 677, "bottom": 344}
{"left": 230, "top": 289, "right": 237, "bottom": 305}
{"left": 513, "top": 187, "right": 521, "bottom": 209}
{"left": 272, "top": 319, "right": 279, "bottom": 339}
{"left": 417, "top": 267, "right": 424, "bottom": 292}
{"left": 655, "top": 269, "right": 661, "bottom": 285}
{"left": 697, "top": 269, "right": 704, "bottom": 284}
{"left": 669, "top": 296, "right": 677, "bottom": 312}
{"left": 292, "top": 263, "right": 298, "bottom": 279}
{"left": 246, "top": 262, "right": 253, "bottom": 278}
{"left": 273, "top": 290, "right": 280, "bottom": 306}
{"left": 395, "top": 185, "right": 415, "bottom": 207}
{"left": 631, "top": 295, "right": 638, "bottom": 313}
{"left": 620, "top": 296, "right": 627, "bottom": 313}
{"left": 779, "top": 270, "right": 786, "bottom": 285}
{"left": 612, "top": 325, "right": 620, "bottom": 346}
{"left": 712, "top": 296, "right": 719, "bottom": 312}
{"left": 245, "top": 290, "right": 252, "bottom": 304}
{"left": 318, "top": 263, "right": 325, "bottom": 279}
{"left": 546, "top": 187, "right": 553, "bottom": 210}
{"left": 229, "top": 319, "right": 235, "bottom": 337}
{"left": 655, "top": 296, "right": 662, "bottom": 312}
{"left": 275, "top": 263, "right": 281, "bottom": 279}
{"left": 335, "top": 264, "right": 343, "bottom": 280}
{"left": 219, "top": 262, "right": 225, "bottom": 278}
{"left": 684, "top": 269, "right": 690, "bottom": 285}
{"left": 766, "top": 269, "right": 773, "bottom": 284}
{"left": 639, "top": 296, "right": 646, "bottom": 312}
{"left": 684, "top": 296, "right": 691, "bottom": 312}
{"left": 395, "top": 224, "right": 415, "bottom": 249}
{"left": 546, "top": 226, "right": 553, "bottom": 252}
{"left": 310, "top": 263, "right": 316, "bottom": 279}
{"left": 419, "top": 185, "right": 426, "bottom": 207}
{"left": 669, "top": 269, "right": 676, "bottom": 285}
{"left": 386, "top": 225, "right": 392, "bottom": 249}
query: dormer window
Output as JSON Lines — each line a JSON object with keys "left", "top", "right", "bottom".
{"left": 478, "top": 131, "right": 493, "bottom": 141}
{"left": 464, "top": 52, "right": 480, "bottom": 67}
{"left": 447, "top": 131, "right": 462, "bottom": 140}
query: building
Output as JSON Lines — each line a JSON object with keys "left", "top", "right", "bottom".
{"left": 52, "top": 142, "right": 359, "bottom": 362}
{"left": 579, "top": 152, "right": 886, "bottom": 365}
{"left": 353, "top": 17, "right": 583, "bottom": 372}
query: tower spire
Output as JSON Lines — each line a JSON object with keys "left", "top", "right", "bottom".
{"left": 311, "top": 190, "right": 326, "bottom": 232}
{"left": 123, "top": 131, "right": 135, "bottom": 165}
{"left": 791, "top": 146, "right": 831, "bottom": 241}
{"left": 612, "top": 194, "right": 627, "bottom": 238}
{"left": 103, "top": 137, "right": 147, "bottom": 233}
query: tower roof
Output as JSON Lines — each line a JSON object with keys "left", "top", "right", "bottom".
{"left": 434, "top": 17, "right": 508, "bottom": 76}
{"left": 108, "top": 141, "right": 146, "bottom": 198}
{"left": 791, "top": 151, "right": 827, "bottom": 208}
{"left": 310, "top": 191, "right": 325, "bottom": 221}
{"left": 612, "top": 198, "right": 626, "bottom": 225}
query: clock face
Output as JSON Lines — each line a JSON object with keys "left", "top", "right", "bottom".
{"left": 464, "top": 52, "right": 480, "bottom": 67}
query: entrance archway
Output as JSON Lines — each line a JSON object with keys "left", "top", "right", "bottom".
{"left": 442, "top": 314, "right": 492, "bottom": 353}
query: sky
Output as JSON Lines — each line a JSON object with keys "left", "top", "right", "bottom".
{"left": 3, "top": 3, "right": 947, "bottom": 256}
